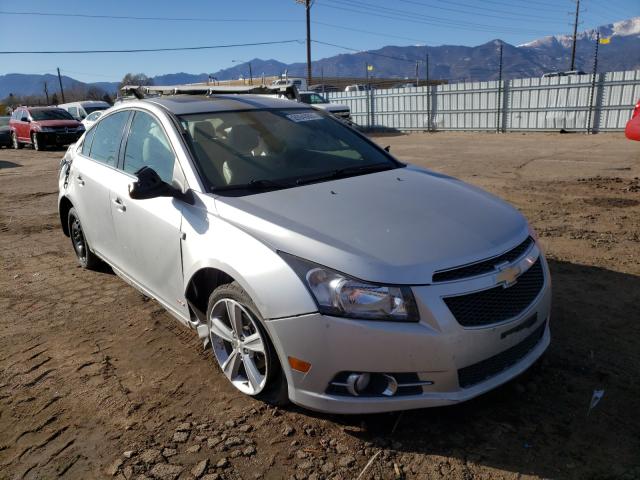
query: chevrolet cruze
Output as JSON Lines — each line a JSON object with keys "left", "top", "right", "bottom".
{"left": 58, "top": 88, "right": 551, "bottom": 413}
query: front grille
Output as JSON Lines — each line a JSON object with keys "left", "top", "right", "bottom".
{"left": 443, "top": 258, "right": 544, "bottom": 327}
{"left": 433, "top": 237, "right": 534, "bottom": 282}
{"left": 458, "top": 320, "right": 546, "bottom": 388}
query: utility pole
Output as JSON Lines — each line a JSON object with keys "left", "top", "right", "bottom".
{"left": 305, "top": 0, "right": 312, "bottom": 86}
{"left": 496, "top": 43, "right": 504, "bottom": 133}
{"left": 43, "top": 82, "right": 49, "bottom": 104}
{"left": 56, "top": 67, "right": 66, "bottom": 103}
{"left": 587, "top": 31, "right": 600, "bottom": 134}
{"left": 570, "top": 0, "right": 581, "bottom": 71}
{"left": 425, "top": 52, "right": 431, "bottom": 132}
{"left": 365, "top": 63, "right": 370, "bottom": 130}
{"left": 248, "top": 62, "right": 253, "bottom": 85}
{"left": 415, "top": 60, "right": 419, "bottom": 86}
{"left": 296, "top": 0, "right": 313, "bottom": 85}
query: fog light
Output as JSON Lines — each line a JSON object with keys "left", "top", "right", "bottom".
{"left": 346, "top": 373, "right": 371, "bottom": 396}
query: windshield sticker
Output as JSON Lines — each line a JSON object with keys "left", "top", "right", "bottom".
{"left": 286, "top": 112, "right": 322, "bottom": 122}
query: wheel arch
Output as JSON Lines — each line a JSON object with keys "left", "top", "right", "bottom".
{"left": 59, "top": 196, "right": 73, "bottom": 237}
{"left": 184, "top": 267, "right": 235, "bottom": 324}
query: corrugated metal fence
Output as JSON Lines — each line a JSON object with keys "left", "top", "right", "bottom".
{"left": 327, "top": 70, "right": 640, "bottom": 132}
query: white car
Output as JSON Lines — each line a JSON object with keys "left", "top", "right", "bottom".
{"left": 298, "top": 91, "right": 350, "bottom": 121}
{"left": 271, "top": 77, "right": 307, "bottom": 91}
{"left": 58, "top": 100, "right": 110, "bottom": 121}
{"left": 81, "top": 110, "right": 105, "bottom": 129}
{"left": 57, "top": 85, "right": 551, "bottom": 414}
{"left": 345, "top": 84, "right": 368, "bottom": 92}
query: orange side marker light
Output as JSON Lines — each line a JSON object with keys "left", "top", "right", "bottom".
{"left": 288, "top": 356, "right": 312, "bottom": 373}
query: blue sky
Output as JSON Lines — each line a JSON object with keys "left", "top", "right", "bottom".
{"left": 0, "top": 0, "right": 638, "bottom": 83}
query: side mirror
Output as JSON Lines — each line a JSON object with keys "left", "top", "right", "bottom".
{"left": 384, "top": 145, "right": 391, "bottom": 152}
{"left": 129, "top": 166, "right": 194, "bottom": 204}
{"left": 21, "top": 117, "right": 30, "bottom": 122}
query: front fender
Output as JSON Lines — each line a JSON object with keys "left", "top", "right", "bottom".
{"left": 181, "top": 201, "right": 317, "bottom": 320}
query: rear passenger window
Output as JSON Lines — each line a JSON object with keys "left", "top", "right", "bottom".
{"left": 89, "top": 111, "right": 129, "bottom": 167}
{"left": 123, "top": 111, "right": 175, "bottom": 184}
{"left": 81, "top": 127, "right": 96, "bottom": 157}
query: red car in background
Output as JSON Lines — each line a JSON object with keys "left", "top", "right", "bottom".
{"left": 625, "top": 99, "right": 640, "bottom": 141}
{"left": 9, "top": 106, "right": 85, "bottom": 150}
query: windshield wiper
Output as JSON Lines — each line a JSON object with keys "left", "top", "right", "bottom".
{"left": 295, "top": 163, "right": 396, "bottom": 186}
{"left": 211, "top": 178, "right": 289, "bottom": 193}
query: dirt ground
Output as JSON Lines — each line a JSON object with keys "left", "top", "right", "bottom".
{"left": 1, "top": 132, "right": 639, "bottom": 480}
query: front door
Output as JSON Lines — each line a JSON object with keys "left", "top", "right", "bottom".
{"left": 17, "top": 109, "right": 30, "bottom": 141}
{"left": 109, "top": 110, "right": 188, "bottom": 318}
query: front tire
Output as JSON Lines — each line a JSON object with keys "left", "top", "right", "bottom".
{"left": 206, "top": 282, "right": 289, "bottom": 406}
{"left": 11, "top": 132, "right": 23, "bottom": 149}
{"left": 67, "top": 207, "right": 100, "bottom": 270}
{"left": 31, "top": 133, "right": 42, "bottom": 151}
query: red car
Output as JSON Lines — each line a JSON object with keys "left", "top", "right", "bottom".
{"left": 625, "top": 99, "right": 640, "bottom": 141}
{"left": 9, "top": 106, "right": 85, "bottom": 150}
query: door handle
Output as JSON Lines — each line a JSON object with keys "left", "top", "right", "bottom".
{"left": 76, "top": 175, "right": 85, "bottom": 186}
{"left": 112, "top": 198, "right": 126, "bottom": 212}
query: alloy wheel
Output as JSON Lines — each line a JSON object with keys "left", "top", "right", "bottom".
{"left": 70, "top": 214, "right": 87, "bottom": 263}
{"left": 11, "top": 132, "right": 18, "bottom": 149}
{"left": 208, "top": 298, "right": 268, "bottom": 395}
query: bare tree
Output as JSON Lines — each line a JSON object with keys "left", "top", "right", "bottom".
{"left": 118, "top": 73, "right": 154, "bottom": 91}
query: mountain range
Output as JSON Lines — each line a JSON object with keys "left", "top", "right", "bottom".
{"left": 1, "top": 17, "right": 638, "bottom": 98}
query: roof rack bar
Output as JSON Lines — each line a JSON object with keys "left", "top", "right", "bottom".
{"left": 120, "top": 83, "right": 300, "bottom": 100}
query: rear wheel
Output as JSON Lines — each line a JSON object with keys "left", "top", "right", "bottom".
{"left": 11, "top": 132, "right": 22, "bottom": 149}
{"left": 206, "top": 282, "right": 288, "bottom": 405}
{"left": 67, "top": 207, "right": 100, "bottom": 270}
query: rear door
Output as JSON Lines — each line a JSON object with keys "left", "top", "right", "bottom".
{"left": 108, "top": 109, "right": 188, "bottom": 318}
{"left": 69, "top": 110, "right": 131, "bottom": 265}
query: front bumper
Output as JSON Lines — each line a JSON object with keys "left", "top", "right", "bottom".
{"left": 37, "top": 131, "right": 82, "bottom": 146}
{"left": 265, "top": 249, "right": 551, "bottom": 414}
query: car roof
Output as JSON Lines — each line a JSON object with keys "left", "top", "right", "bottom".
{"left": 140, "top": 94, "right": 308, "bottom": 115}
{"left": 59, "top": 101, "right": 109, "bottom": 107}
{"left": 27, "top": 106, "right": 65, "bottom": 111}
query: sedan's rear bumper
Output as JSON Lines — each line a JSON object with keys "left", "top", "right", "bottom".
{"left": 265, "top": 253, "right": 551, "bottom": 414}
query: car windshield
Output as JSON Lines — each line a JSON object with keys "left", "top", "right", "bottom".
{"left": 180, "top": 108, "right": 398, "bottom": 194}
{"left": 84, "top": 105, "right": 109, "bottom": 114}
{"left": 0, "top": 116, "right": 9, "bottom": 127}
{"left": 300, "top": 93, "right": 329, "bottom": 105}
{"left": 30, "top": 108, "right": 74, "bottom": 121}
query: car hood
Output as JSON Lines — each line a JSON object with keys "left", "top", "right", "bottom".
{"left": 214, "top": 166, "right": 529, "bottom": 284}
{"left": 35, "top": 120, "right": 81, "bottom": 128}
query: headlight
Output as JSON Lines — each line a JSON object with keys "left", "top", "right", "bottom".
{"left": 76, "top": 125, "right": 85, "bottom": 132}
{"left": 279, "top": 252, "right": 419, "bottom": 322}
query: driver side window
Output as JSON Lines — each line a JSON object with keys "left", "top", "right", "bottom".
{"left": 123, "top": 111, "right": 176, "bottom": 184}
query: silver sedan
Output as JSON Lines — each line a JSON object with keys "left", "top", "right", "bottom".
{"left": 58, "top": 93, "right": 551, "bottom": 414}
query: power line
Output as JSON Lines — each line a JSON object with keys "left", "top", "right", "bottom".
{"left": 393, "top": 0, "right": 568, "bottom": 23}
{"left": 317, "top": 0, "right": 553, "bottom": 35}
{"left": 314, "top": 21, "right": 429, "bottom": 44}
{"left": 0, "top": 39, "right": 303, "bottom": 55}
{"left": 0, "top": 10, "right": 299, "bottom": 23}
{"left": 312, "top": 40, "right": 419, "bottom": 64}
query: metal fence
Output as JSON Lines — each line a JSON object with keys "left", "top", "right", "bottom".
{"left": 327, "top": 70, "right": 640, "bottom": 133}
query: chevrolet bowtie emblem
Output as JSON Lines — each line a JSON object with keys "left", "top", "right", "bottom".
{"left": 495, "top": 263, "right": 521, "bottom": 287}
